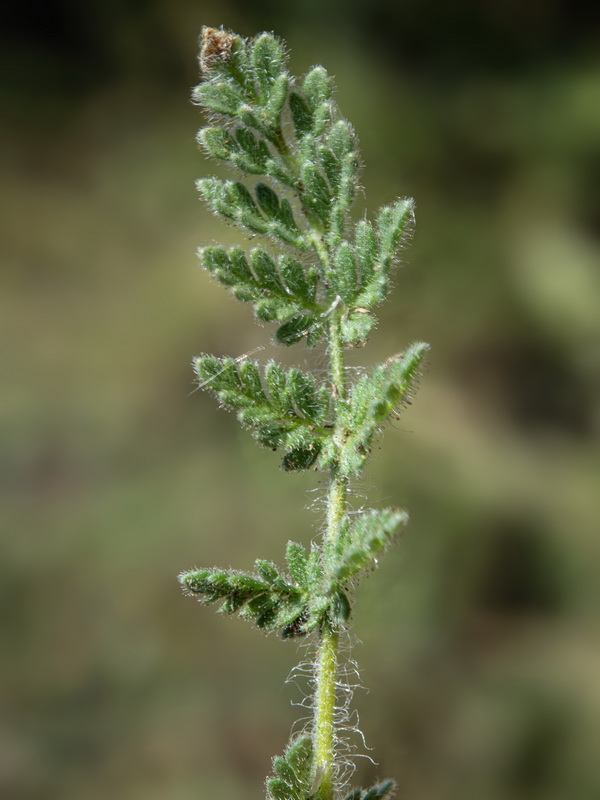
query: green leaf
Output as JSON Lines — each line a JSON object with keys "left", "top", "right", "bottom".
{"left": 338, "top": 341, "right": 430, "bottom": 475}
{"left": 287, "top": 369, "right": 320, "bottom": 421}
{"left": 363, "top": 781, "right": 397, "bottom": 800}
{"left": 318, "top": 145, "right": 342, "bottom": 193}
{"left": 180, "top": 564, "right": 306, "bottom": 637}
{"left": 333, "top": 241, "right": 358, "bottom": 304}
{"left": 333, "top": 508, "right": 408, "bottom": 583}
{"left": 250, "top": 247, "right": 284, "bottom": 294}
{"left": 254, "top": 299, "right": 298, "bottom": 323}
{"left": 306, "top": 544, "right": 323, "bottom": 589}
{"left": 265, "top": 72, "right": 290, "bottom": 126}
{"left": 289, "top": 91, "right": 314, "bottom": 139}
{"left": 199, "top": 126, "right": 273, "bottom": 176}
{"left": 300, "top": 163, "right": 331, "bottom": 225}
{"left": 341, "top": 310, "right": 374, "bottom": 345}
{"left": 255, "top": 183, "right": 281, "bottom": 219}
{"left": 198, "top": 126, "right": 232, "bottom": 160}
{"left": 354, "top": 219, "right": 378, "bottom": 289}
{"left": 239, "top": 361, "right": 267, "bottom": 402}
{"left": 251, "top": 33, "right": 287, "bottom": 103}
{"left": 282, "top": 443, "right": 321, "bottom": 471}
{"left": 235, "top": 128, "right": 270, "bottom": 167}
{"left": 272, "top": 756, "right": 295, "bottom": 784}
{"left": 329, "top": 589, "right": 351, "bottom": 624}
{"left": 255, "top": 559, "right": 284, "bottom": 586}
{"left": 194, "top": 354, "right": 240, "bottom": 391}
{"left": 197, "top": 178, "right": 268, "bottom": 234}
{"left": 283, "top": 735, "right": 313, "bottom": 785}
{"left": 285, "top": 541, "right": 308, "bottom": 588}
{"left": 194, "top": 356, "right": 333, "bottom": 471}
{"left": 264, "top": 360, "right": 292, "bottom": 410}
{"left": 193, "top": 81, "right": 245, "bottom": 116}
{"left": 227, "top": 246, "right": 255, "bottom": 282}
{"left": 343, "top": 782, "right": 397, "bottom": 800}
{"left": 303, "top": 66, "right": 333, "bottom": 110}
{"left": 306, "top": 320, "right": 326, "bottom": 348}
{"left": 275, "top": 314, "right": 318, "bottom": 345}
{"left": 278, "top": 255, "right": 315, "bottom": 305}
{"left": 377, "top": 197, "right": 414, "bottom": 270}
{"left": 266, "top": 735, "right": 313, "bottom": 798}
{"left": 327, "top": 120, "right": 355, "bottom": 160}
{"left": 200, "top": 245, "right": 322, "bottom": 324}
{"left": 251, "top": 184, "right": 306, "bottom": 248}
{"left": 326, "top": 145, "right": 359, "bottom": 246}
{"left": 266, "top": 778, "right": 294, "bottom": 800}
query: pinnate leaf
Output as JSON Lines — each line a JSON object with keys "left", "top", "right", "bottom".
{"left": 180, "top": 562, "right": 309, "bottom": 638}
{"left": 337, "top": 341, "right": 430, "bottom": 475}
{"left": 199, "top": 245, "right": 321, "bottom": 327}
{"left": 193, "top": 356, "right": 332, "bottom": 471}
{"left": 333, "top": 508, "right": 408, "bottom": 583}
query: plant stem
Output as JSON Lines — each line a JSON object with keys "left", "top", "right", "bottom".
{"left": 313, "top": 625, "right": 340, "bottom": 800}
{"left": 313, "top": 309, "right": 348, "bottom": 800}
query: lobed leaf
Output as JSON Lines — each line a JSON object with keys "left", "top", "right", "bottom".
{"left": 199, "top": 126, "right": 272, "bottom": 175}
{"left": 335, "top": 341, "right": 430, "bottom": 475}
{"left": 199, "top": 245, "right": 322, "bottom": 328}
{"left": 332, "top": 508, "right": 408, "bottom": 583}
{"left": 267, "top": 735, "right": 313, "bottom": 800}
{"left": 197, "top": 178, "right": 307, "bottom": 248}
{"left": 193, "top": 356, "right": 332, "bottom": 471}
{"left": 180, "top": 561, "right": 313, "bottom": 638}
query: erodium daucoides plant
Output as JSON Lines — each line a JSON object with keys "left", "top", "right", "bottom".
{"left": 179, "top": 27, "right": 429, "bottom": 800}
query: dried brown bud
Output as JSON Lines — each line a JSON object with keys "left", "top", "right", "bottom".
{"left": 200, "top": 27, "right": 235, "bottom": 74}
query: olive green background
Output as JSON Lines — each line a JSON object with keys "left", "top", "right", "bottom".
{"left": 2, "top": 1, "right": 599, "bottom": 798}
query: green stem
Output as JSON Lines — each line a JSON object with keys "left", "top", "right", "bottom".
{"left": 313, "top": 625, "right": 339, "bottom": 800}
{"left": 313, "top": 310, "right": 347, "bottom": 800}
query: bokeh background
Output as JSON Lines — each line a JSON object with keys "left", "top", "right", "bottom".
{"left": 2, "top": 1, "right": 599, "bottom": 798}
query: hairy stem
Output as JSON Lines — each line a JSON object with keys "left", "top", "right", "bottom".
{"left": 313, "top": 626, "right": 340, "bottom": 800}
{"left": 313, "top": 309, "right": 348, "bottom": 800}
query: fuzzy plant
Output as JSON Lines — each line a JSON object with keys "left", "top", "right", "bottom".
{"left": 179, "top": 26, "right": 429, "bottom": 800}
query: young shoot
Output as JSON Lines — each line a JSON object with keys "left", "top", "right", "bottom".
{"left": 179, "top": 26, "right": 429, "bottom": 800}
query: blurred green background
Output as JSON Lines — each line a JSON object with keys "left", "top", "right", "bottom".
{"left": 2, "top": 1, "right": 599, "bottom": 798}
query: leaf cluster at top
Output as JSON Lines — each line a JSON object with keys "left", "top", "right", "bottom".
{"left": 194, "top": 28, "right": 415, "bottom": 348}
